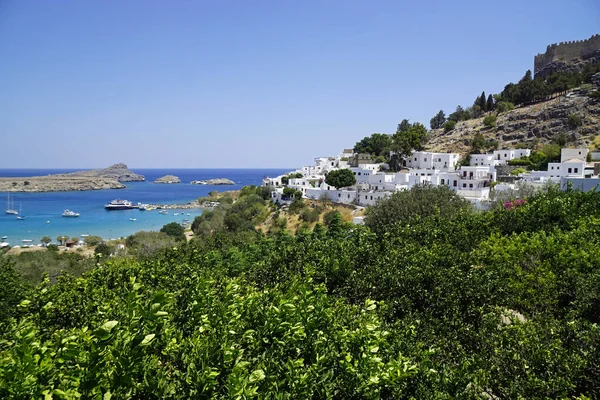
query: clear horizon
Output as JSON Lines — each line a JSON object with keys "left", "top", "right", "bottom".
{"left": 1, "top": 0, "right": 598, "bottom": 168}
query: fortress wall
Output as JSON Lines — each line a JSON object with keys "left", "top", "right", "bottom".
{"left": 534, "top": 34, "right": 600, "bottom": 75}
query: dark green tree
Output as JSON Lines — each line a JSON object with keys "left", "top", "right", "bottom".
{"left": 430, "top": 110, "right": 446, "bottom": 129}
{"left": 397, "top": 119, "right": 411, "bottom": 133}
{"left": 325, "top": 169, "right": 356, "bottom": 189}
{"left": 486, "top": 94, "right": 495, "bottom": 111}
{"left": 160, "top": 222, "right": 186, "bottom": 241}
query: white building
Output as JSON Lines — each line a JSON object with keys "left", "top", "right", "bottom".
{"left": 492, "top": 149, "right": 531, "bottom": 165}
{"left": 560, "top": 148, "right": 588, "bottom": 163}
{"left": 405, "top": 151, "right": 460, "bottom": 170}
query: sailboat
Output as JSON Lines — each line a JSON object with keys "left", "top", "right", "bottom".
{"left": 5, "top": 193, "right": 18, "bottom": 215}
{"left": 16, "top": 204, "right": 25, "bottom": 220}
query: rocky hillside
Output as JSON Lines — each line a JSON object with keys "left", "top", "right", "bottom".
{"left": 64, "top": 163, "right": 145, "bottom": 182}
{"left": 426, "top": 91, "right": 600, "bottom": 155}
{"left": 0, "top": 176, "right": 125, "bottom": 192}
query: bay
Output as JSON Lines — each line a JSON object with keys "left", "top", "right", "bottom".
{"left": 0, "top": 168, "right": 289, "bottom": 246}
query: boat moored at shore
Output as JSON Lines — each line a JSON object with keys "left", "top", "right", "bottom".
{"left": 104, "top": 199, "right": 139, "bottom": 210}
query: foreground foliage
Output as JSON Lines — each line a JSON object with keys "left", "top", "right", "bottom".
{"left": 1, "top": 186, "right": 600, "bottom": 398}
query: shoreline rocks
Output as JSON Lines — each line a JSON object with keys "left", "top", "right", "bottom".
{"left": 0, "top": 177, "right": 126, "bottom": 192}
{"left": 154, "top": 175, "right": 181, "bottom": 184}
{"left": 190, "top": 178, "right": 235, "bottom": 185}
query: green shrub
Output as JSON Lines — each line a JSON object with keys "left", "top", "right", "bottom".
{"left": 483, "top": 114, "right": 497, "bottom": 128}
{"left": 300, "top": 207, "right": 320, "bottom": 223}
{"left": 496, "top": 101, "right": 515, "bottom": 113}
{"left": 323, "top": 210, "right": 342, "bottom": 226}
{"left": 511, "top": 167, "right": 528, "bottom": 176}
{"left": 443, "top": 120, "right": 457, "bottom": 132}
{"left": 568, "top": 113, "right": 582, "bottom": 129}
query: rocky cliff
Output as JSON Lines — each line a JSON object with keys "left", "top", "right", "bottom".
{"left": 154, "top": 175, "right": 181, "bottom": 184}
{"left": 64, "top": 163, "right": 145, "bottom": 182}
{"left": 425, "top": 90, "right": 600, "bottom": 155}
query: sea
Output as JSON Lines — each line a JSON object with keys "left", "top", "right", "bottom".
{"left": 0, "top": 168, "right": 290, "bottom": 246}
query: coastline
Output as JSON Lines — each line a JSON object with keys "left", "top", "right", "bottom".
{"left": 0, "top": 176, "right": 126, "bottom": 192}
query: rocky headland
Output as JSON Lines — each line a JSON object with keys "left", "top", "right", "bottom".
{"left": 154, "top": 175, "right": 181, "bottom": 184}
{"left": 190, "top": 178, "right": 235, "bottom": 185}
{"left": 62, "top": 163, "right": 145, "bottom": 182}
{"left": 0, "top": 163, "right": 143, "bottom": 192}
{"left": 0, "top": 176, "right": 125, "bottom": 192}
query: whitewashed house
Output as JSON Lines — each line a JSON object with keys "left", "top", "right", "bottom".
{"left": 492, "top": 149, "right": 531, "bottom": 165}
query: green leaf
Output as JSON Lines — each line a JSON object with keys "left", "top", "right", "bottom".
{"left": 101, "top": 321, "right": 119, "bottom": 332}
{"left": 249, "top": 369, "right": 266, "bottom": 383}
{"left": 140, "top": 334, "right": 155, "bottom": 346}
{"left": 103, "top": 391, "right": 112, "bottom": 400}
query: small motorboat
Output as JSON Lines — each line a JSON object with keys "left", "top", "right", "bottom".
{"left": 62, "top": 209, "right": 80, "bottom": 217}
{"left": 130, "top": 218, "right": 136, "bottom": 221}
{"left": 1, "top": 236, "right": 7, "bottom": 240}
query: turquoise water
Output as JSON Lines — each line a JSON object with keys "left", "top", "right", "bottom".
{"left": 0, "top": 168, "right": 288, "bottom": 246}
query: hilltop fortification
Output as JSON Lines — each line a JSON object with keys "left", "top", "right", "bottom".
{"left": 534, "top": 34, "right": 600, "bottom": 77}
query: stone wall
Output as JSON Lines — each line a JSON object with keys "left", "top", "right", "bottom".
{"left": 534, "top": 34, "right": 600, "bottom": 76}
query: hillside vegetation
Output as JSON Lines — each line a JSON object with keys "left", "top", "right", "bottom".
{"left": 2, "top": 184, "right": 600, "bottom": 398}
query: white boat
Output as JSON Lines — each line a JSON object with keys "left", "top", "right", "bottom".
{"left": 159, "top": 210, "right": 168, "bottom": 215}
{"left": 5, "top": 193, "right": 18, "bottom": 215}
{"left": 62, "top": 209, "right": 80, "bottom": 217}
{"left": 130, "top": 218, "right": 136, "bottom": 221}
{"left": 1, "top": 236, "right": 7, "bottom": 240}
{"left": 16, "top": 204, "right": 25, "bottom": 220}
{"left": 104, "top": 199, "right": 138, "bottom": 210}
{"left": 173, "top": 213, "right": 179, "bottom": 216}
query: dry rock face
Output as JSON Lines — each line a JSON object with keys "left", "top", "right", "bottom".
{"left": 154, "top": 175, "right": 181, "bottom": 184}
{"left": 426, "top": 92, "right": 600, "bottom": 155}
{"left": 63, "top": 163, "right": 145, "bottom": 182}
{"left": 190, "top": 178, "right": 235, "bottom": 185}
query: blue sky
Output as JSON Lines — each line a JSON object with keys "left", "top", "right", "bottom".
{"left": 0, "top": 0, "right": 598, "bottom": 168}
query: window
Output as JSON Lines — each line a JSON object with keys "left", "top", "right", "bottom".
{"left": 441, "top": 179, "right": 445, "bottom": 185}
{"left": 358, "top": 172, "right": 361, "bottom": 176}
{"left": 557, "top": 167, "right": 560, "bottom": 170}
{"left": 574, "top": 168, "right": 578, "bottom": 173}
{"left": 338, "top": 193, "right": 341, "bottom": 197}
{"left": 568, "top": 168, "right": 572, "bottom": 173}
{"left": 469, "top": 183, "right": 473, "bottom": 188}
{"left": 414, "top": 157, "right": 417, "bottom": 161}
{"left": 551, "top": 166, "right": 554, "bottom": 170}
{"left": 453, "top": 180, "right": 457, "bottom": 187}
{"left": 463, "top": 183, "right": 466, "bottom": 188}
{"left": 370, "top": 196, "right": 373, "bottom": 200}
{"left": 424, "top": 158, "right": 427, "bottom": 162}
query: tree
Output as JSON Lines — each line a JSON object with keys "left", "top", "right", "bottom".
{"left": 477, "top": 91, "right": 487, "bottom": 112}
{"left": 160, "top": 222, "right": 186, "bottom": 241}
{"left": 354, "top": 133, "right": 392, "bottom": 157}
{"left": 85, "top": 235, "right": 103, "bottom": 246}
{"left": 56, "top": 235, "right": 68, "bottom": 245}
{"left": 397, "top": 119, "right": 411, "bottom": 133}
{"left": 71, "top": 237, "right": 79, "bottom": 245}
{"left": 40, "top": 236, "right": 52, "bottom": 246}
{"left": 430, "top": 110, "right": 446, "bottom": 130}
{"left": 94, "top": 242, "right": 112, "bottom": 257}
{"left": 325, "top": 169, "right": 356, "bottom": 189}
{"left": 486, "top": 94, "right": 495, "bottom": 111}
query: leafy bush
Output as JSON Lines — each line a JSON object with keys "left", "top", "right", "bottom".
{"left": 46, "top": 244, "right": 59, "bottom": 252}
{"left": 496, "top": 101, "right": 515, "bottom": 113}
{"left": 511, "top": 167, "right": 527, "bottom": 176}
{"left": 323, "top": 210, "right": 341, "bottom": 226}
{"left": 288, "top": 199, "right": 306, "bottom": 214}
{"left": 160, "top": 222, "right": 186, "bottom": 241}
{"left": 300, "top": 207, "right": 320, "bottom": 223}
{"left": 364, "top": 184, "right": 472, "bottom": 235}
{"left": 483, "top": 114, "right": 497, "bottom": 128}
{"left": 85, "top": 235, "right": 103, "bottom": 246}
{"left": 443, "top": 120, "right": 456, "bottom": 132}
{"left": 568, "top": 113, "right": 582, "bottom": 129}
{"left": 3, "top": 188, "right": 600, "bottom": 397}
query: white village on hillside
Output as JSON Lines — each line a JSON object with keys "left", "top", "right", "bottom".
{"left": 263, "top": 146, "right": 600, "bottom": 212}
